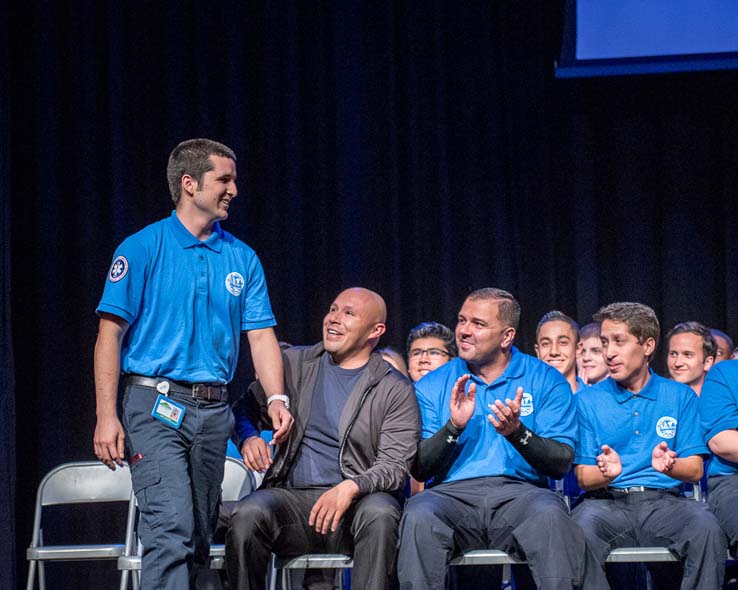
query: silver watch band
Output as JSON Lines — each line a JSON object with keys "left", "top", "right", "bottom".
{"left": 267, "top": 394, "right": 290, "bottom": 409}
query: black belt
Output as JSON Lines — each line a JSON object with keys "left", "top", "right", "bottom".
{"left": 607, "top": 486, "right": 681, "bottom": 496}
{"left": 608, "top": 486, "right": 658, "bottom": 493}
{"left": 585, "top": 486, "right": 680, "bottom": 500}
{"left": 126, "top": 375, "right": 228, "bottom": 402}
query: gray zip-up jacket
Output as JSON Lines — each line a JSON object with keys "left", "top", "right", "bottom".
{"left": 234, "top": 343, "right": 420, "bottom": 496}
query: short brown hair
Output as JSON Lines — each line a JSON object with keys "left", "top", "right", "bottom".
{"left": 167, "top": 138, "right": 236, "bottom": 204}
{"left": 536, "top": 310, "right": 579, "bottom": 341}
{"left": 579, "top": 322, "right": 600, "bottom": 341}
{"left": 466, "top": 288, "right": 520, "bottom": 330}
{"left": 593, "top": 302, "right": 660, "bottom": 351}
{"left": 667, "top": 321, "right": 717, "bottom": 361}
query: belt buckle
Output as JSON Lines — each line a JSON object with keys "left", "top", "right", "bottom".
{"left": 192, "top": 383, "right": 217, "bottom": 401}
{"left": 625, "top": 486, "right": 646, "bottom": 493}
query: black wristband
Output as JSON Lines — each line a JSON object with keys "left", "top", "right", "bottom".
{"left": 445, "top": 419, "right": 463, "bottom": 440}
{"left": 503, "top": 423, "right": 574, "bottom": 479}
{"left": 411, "top": 420, "right": 465, "bottom": 481}
{"left": 505, "top": 423, "right": 532, "bottom": 446}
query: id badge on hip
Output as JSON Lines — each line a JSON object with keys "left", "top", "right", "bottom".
{"left": 151, "top": 393, "right": 186, "bottom": 429}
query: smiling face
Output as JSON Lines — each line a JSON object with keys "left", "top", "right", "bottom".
{"left": 576, "top": 335, "right": 609, "bottom": 384}
{"left": 407, "top": 336, "right": 451, "bottom": 382}
{"left": 455, "top": 298, "right": 515, "bottom": 370}
{"left": 535, "top": 320, "right": 578, "bottom": 380}
{"left": 667, "top": 332, "right": 713, "bottom": 391}
{"left": 322, "top": 288, "right": 386, "bottom": 368}
{"left": 188, "top": 154, "right": 238, "bottom": 223}
{"left": 600, "top": 319, "right": 654, "bottom": 390}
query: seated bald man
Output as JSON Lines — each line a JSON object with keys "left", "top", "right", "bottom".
{"left": 226, "top": 288, "right": 420, "bottom": 590}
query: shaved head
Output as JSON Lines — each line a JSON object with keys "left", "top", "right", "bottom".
{"left": 323, "top": 288, "right": 387, "bottom": 368}
{"left": 341, "top": 287, "right": 387, "bottom": 324}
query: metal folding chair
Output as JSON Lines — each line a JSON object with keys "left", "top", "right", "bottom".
{"left": 118, "top": 456, "right": 255, "bottom": 588}
{"left": 26, "top": 461, "right": 133, "bottom": 590}
{"left": 271, "top": 554, "right": 353, "bottom": 590}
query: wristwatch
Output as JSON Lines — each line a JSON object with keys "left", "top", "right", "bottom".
{"left": 267, "top": 394, "right": 290, "bottom": 409}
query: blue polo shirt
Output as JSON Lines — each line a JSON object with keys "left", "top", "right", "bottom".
{"left": 575, "top": 371, "right": 707, "bottom": 488}
{"left": 700, "top": 360, "right": 738, "bottom": 477}
{"left": 97, "top": 211, "right": 276, "bottom": 383}
{"left": 576, "top": 376, "right": 587, "bottom": 393}
{"left": 415, "top": 347, "right": 577, "bottom": 485}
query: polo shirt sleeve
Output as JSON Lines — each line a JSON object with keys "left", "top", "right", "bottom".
{"left": 675, "top": 386, "right": 709, "bottom": 457}
{"left": 415, "top": 379, "right": 443, "bottom": 440}
{"left": 96, "top": 235, "right": 148, "bottom": 325}
{"left": 574, "top": 392, "right": 598, "bottom": 466}
{"left": 701, "top": 362, "right": 738, "bottom": 442}
{"left": 241, "top": 252, "right": 276, "bottom": 331}
{"left": 533, "top": 375, "right": 578, "bottom": 449}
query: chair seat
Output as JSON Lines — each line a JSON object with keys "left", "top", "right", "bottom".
{"left": 450, "top": 549, "right": 524, "bottom": 566}
{"left": 209, "top": 544, "right": 225, "bottom": 569}
{"left": 449, "top": 546, "right": 679, "bottom": 566}
{"left": 276, "top": 554, "right": 353, "bottom": 569}
{"left": 118, "top": 544, "right": 228, "bottom": 571}
{"left": 606, "top": 547, "right": 679, "bottom": 562}
{"left": 27, "top": 544, "right": 125, "bottom": 561}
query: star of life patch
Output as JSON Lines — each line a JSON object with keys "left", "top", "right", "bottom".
{"left": 108, "top": 255, "right": 129, "bottom": 282}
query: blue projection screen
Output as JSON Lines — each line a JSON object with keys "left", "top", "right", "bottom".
{"left": 556, "top": 0, "right": 738, "bottom": 78}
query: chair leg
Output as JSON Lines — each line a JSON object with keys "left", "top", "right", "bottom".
{"left": 282, "top": 567, "right": 289, "bottom": 590}
{"left": 26, "top": 560, "right": 36, "bottom": 590}
{"left": 119, "top": 569, "right": 129, "bottom": 590}
{"left": 38, "top": 561, "right": 46, "bottom": 590}
{"left": 268, "top": 554, "right": 277, "bottom": 590}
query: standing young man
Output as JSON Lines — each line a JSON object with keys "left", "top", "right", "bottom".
{"left": 93, "top": 138, "right": 291, "bottom": 588}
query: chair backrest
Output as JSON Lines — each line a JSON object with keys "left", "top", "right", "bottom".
{"left": 221, "top": 457, "right": 254, "bottom": 502}
{"left": 38, "top": 461, "right": 132, "bottom": 506}
{"left": 30, "top": 461, "right": 133, "bottom": 549}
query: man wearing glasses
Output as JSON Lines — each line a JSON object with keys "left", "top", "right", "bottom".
{"left": 406, "top": 321, "right": 458, "bottom": 383}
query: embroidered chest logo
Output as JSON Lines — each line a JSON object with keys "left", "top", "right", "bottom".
{"left": 225, "top": 272, "right": 245, "bottom": 296}
{"left": 519, "top": 392, "right": 534, "bottom": 416}
{"left": 108, "top": 256, "right": 129, "bottom": 282}
{"left": 655, "top": 416, "right": 677, "bottom": 439}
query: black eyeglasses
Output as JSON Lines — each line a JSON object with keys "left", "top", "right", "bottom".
{"left": 409, "top": 348, "right": 449, "bottom": 359}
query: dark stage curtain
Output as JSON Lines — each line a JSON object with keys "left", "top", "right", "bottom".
{"left": 2, "top": 7, "right": 17, "bottom": 590}
{"left": 6, "top": 2, "right": 738, "bottom": 587}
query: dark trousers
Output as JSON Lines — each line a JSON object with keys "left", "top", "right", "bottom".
{"left": 122, "top": 384, "right": 233, "bottom": 589}
{"left": 572, "top": 490, "right": 727, "bottom": 590}
{"left": 225, "top": 486, "right": 401, "bottom": 590}
{"left": 397, "top": 477, "right": 609, "bottom": 590}
{"left": 709, "top": 475, "right": 738, "bottom": 554}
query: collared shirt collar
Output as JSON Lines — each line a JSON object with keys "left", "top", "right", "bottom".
{"left": 464, "top": 346, "right": 523, "bottom": 387}
{"left": 167, "top": 210, "right": 224, "bottom": 252}
{"left": 610, "top": 368, "right": 657, "bottom": 403}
